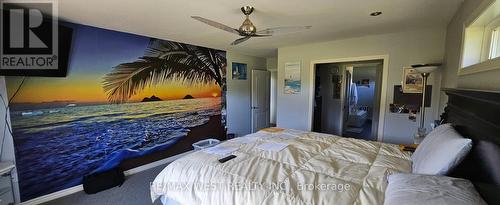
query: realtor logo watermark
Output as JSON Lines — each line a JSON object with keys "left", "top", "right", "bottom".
{"left": 0, "top": 0, "right": 58, "bottom": 69}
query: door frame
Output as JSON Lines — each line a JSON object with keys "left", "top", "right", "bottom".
{"left": 308, "top": 55, "right": 389, "bottom": 142}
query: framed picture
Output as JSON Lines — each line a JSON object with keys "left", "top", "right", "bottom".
{"left": 231, "top": 62, "right": 247, "bottom": 80}
{"left": 402, "top": 67, "right": 423, "bottom": 93}
{"left": 284, "top": 62, "right": 301, "bottom": 94}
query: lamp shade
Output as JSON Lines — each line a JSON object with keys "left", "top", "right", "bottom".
{"left": 411, "top": 63, "right": 441, "bottom": 73}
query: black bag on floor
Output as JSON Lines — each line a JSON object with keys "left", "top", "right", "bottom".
{"left": 83, "top": 167, "right": 125, "bottom": 194}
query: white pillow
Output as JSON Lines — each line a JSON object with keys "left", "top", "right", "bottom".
{"left": 411, "top": 123, "right": 472, "bottom": 175}
{"left": 384, "top": 173, "right": 487, "bottom": 205}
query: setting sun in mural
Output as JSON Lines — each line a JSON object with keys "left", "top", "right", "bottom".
{"left": 8, "top": 78, "right": 221, "bottom": 104}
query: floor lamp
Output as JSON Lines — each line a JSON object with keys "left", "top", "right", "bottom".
{"left": 412, "top": 63, "right": 440, "bottom": 144}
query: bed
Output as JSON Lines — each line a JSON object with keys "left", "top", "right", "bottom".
{"left": 151, "top": 88, "right": 500, "bottom": 205}
{"left": 151, "top": 129, "right": 412, "bottom": 205}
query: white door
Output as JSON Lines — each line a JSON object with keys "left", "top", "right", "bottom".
{"left": 251, "top": 70, "right": 271, "bottom": 133}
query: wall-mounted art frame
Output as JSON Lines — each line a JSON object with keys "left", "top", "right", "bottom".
{"left": 402, "top": 67, "right": 423, "bottom": 93}
{"left": 284, "top": 62, "right": 301, "bottom": 94}
{"left": 231, "top": 62, "right": 247, "bottom": 80}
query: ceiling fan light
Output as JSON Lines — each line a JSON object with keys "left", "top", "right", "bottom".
{"left": 239, "top": 18, "right": 256, "bottom": 35}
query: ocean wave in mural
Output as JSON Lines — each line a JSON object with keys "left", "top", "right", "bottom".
{"left": 7, "top": 24, "right": 226, "bottom": 201}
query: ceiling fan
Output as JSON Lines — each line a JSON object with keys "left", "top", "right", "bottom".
{"left": 191, "top": 6, "right": 312, "bottom": 45}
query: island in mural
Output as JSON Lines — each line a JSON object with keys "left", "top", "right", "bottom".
{"left": 7, "top": 24, "right": 226, "bottom": 201}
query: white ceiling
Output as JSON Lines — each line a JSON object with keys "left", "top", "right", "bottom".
{"left": 56, "top": 0, "right": 464, "bottom": 57}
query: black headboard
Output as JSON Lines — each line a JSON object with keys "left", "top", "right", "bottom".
{"left": 442, "top": 88, "right": 500, "bottom": 204}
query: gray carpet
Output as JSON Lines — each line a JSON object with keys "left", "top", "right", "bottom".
{"left": 42, "top": 164, "right": 167, "bottom": 205}
{"left": 343, "top": 120, "right": 374, "bottom": 141}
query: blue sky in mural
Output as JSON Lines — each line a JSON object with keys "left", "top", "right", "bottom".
{"left": 67, "top": 24, "right": 149, "bottom": 76}
{"left": 9, "top": 23, "right": 221, "bottom": 104}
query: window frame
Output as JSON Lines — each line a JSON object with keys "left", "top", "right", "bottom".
{"left": 459, "top": 0, "right": 500, "bottom": 76}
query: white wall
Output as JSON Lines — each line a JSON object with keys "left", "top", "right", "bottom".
{"left": 266, "top": 57, "right": 277, "bottom": 70}
{"left": 226, "top": 51, "right": 267, "bottom": 137}
{"left": 440, "top": 0, "right": 500, "bottom": 113}
{"left": 0, "top": 77, "right": 20, "bottom": 203}
{"left": 277, "top": 28, "right": 446, "bottom": 144}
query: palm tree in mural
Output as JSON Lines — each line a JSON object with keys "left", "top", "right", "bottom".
{"left": 102, "top": 39, "right": 226, "bottom": 103}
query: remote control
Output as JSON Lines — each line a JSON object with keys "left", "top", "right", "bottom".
{"left": 218, "top": 155, "right": 236, "bottom": 163}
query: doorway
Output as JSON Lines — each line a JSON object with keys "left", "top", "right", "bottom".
{"left": 312, "top": 59, "right": 384, "bottom": 141}
{"left": 251, "top": 70, "right": 271, "bottom": 132}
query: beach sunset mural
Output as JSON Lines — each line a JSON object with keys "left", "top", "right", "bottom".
{"left": 6, "top": 24, "right": 226, "bottom": 201}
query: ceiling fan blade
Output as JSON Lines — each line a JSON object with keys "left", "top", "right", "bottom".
{"left": 249, "top": 34, "right": 272, "bottom": 37}
{"left": 256, "top": 26, "right": 312, "bottom": 35}
{"left": 191, "top": 16, "right": 240, "bottom": 35}
{"left": 231, "top": 36, "right": 251, "bottom": 45}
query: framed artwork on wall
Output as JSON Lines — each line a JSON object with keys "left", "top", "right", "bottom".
{"left": 231, "top": 62, "right": 247, "bottom": 80}
{"left": 402, "top": 67, "right": 423, "bottom": 93}
{"left": 284, "top": 62, "right": 301, "bottom": 94}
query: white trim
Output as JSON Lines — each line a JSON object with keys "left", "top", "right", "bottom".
{"left": 20, "top": 151, "right": 192, "bottom": 205}
{"left": 124, "top": 151, "right": 192, "bottom": 175}
{"left": 308, "top": 55, "right": 389, "bottom": 142}
{"left": 459, "top": 56, "right": 500, "bottom": 75}
{"left": 458, "top": 22, "right": 466, "bottom": 70}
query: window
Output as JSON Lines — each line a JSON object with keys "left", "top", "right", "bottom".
{"left": 489, "top": 29, "right": 499, "bottom": 59}
{"left": 461, "top": 0, "right": 500, "bottom": 74}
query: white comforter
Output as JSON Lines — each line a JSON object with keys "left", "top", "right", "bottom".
{"left": 151, "top": 129, "right": 412, "bottom": 205}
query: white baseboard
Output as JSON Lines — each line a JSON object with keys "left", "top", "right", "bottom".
{"left": 20, "top": 151, "right": 193, "bottom": 205}
{"left": 124, "top": 151, "right": 193, "bottom": 176}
